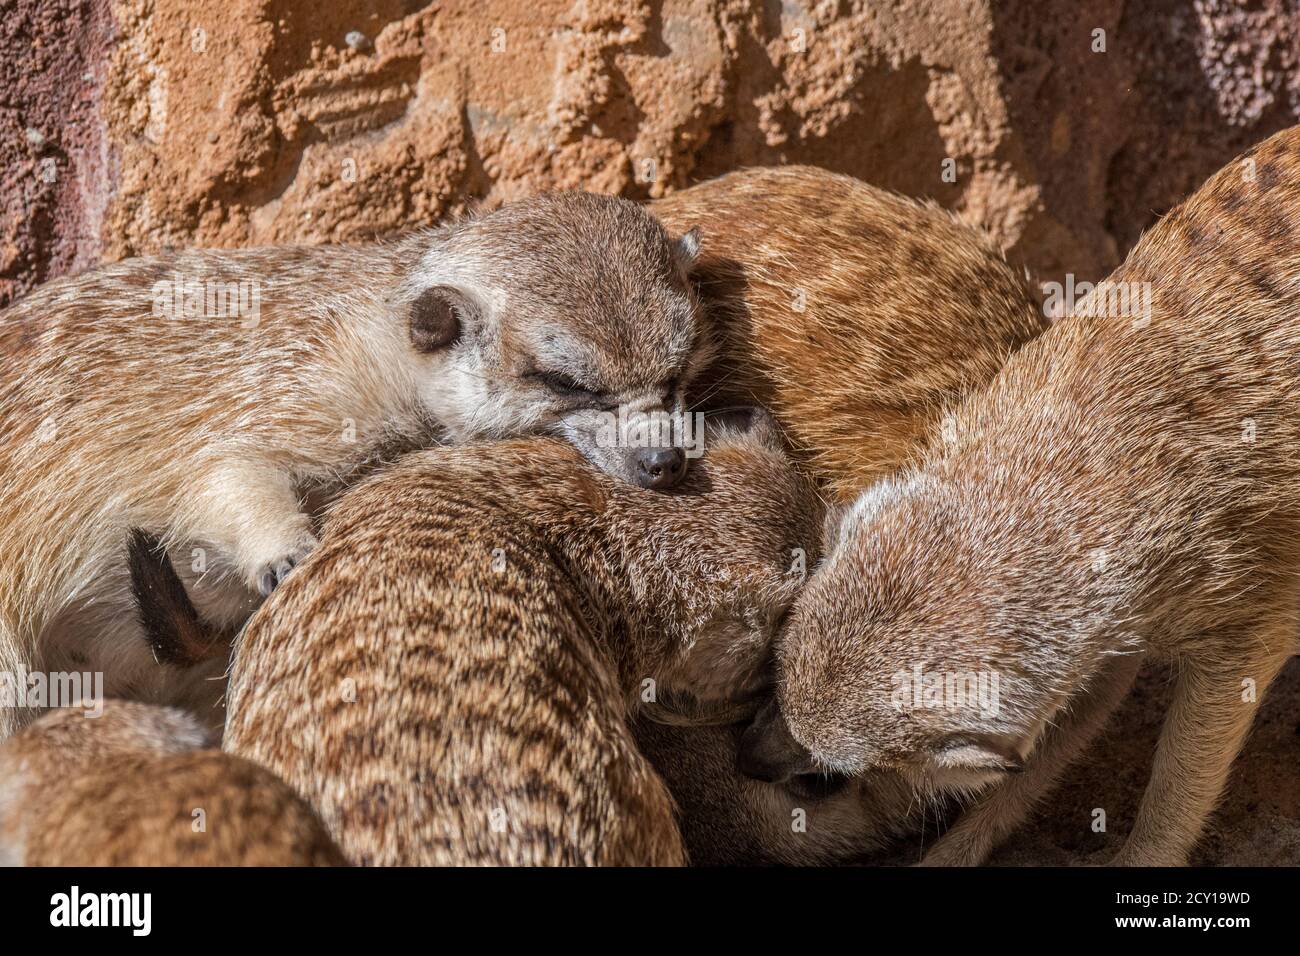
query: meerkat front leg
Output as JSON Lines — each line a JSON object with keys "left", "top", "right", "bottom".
{"left": 1109, "top": 618, "right": 1294, "bottom": 866}
{"left": 919, "top": 653, "right": 1142, "bottom": 866}
{"left": 187, "top": 458, "right": 319, "bottom": 596}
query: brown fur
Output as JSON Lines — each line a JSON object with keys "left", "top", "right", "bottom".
{"left": 652, "top": 166, "right": 1047, "bottom": 501}
{"left": 632, "top": 718, "right": 925, "bottom": 865}
{"left": 0, "top": 192, "right": 702, "bottom": 738}
{"left": 0, "top": 700, "right": 346, "bottom": 865}
{"left": 632, "top": 166, "right": 1045, "bottom": 862}
{"left": 223, "top": 413, "right": 820, "bottom": 865}
{"left": 769, "top": 126, "right": 1300, "bottom": 866}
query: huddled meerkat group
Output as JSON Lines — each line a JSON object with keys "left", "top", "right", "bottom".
{"left": 0, "top": 126, "right": 1295, "bottom": 866}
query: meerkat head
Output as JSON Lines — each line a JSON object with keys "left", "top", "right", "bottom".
{"left": 738, "top": 470, "right": 1072, "bottom": 797}
{"left": 399, "top": 192, "right": 704, "bottom": 489}
{"left": 600, "top": 408, "right": 823, "bottom": 724}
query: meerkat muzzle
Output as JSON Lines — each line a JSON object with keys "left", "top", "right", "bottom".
{"left": 737, "top": 698, "right": 817, "bottom": 783}
{"left": 633, "top": 445, "right": 687, "bottom": 489}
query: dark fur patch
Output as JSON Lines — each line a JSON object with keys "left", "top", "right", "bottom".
{"left": 909, "top": 242, "right": 939, "bottom": 273}
{"left": 127, "top": 529, "right": 221, "bottom": 666}
{"left": 1256, "top": 161, "right": 1280, "bottom": 192}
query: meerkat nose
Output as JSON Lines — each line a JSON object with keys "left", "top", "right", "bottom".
{"left": 737, "top": 699, "right": 817, "bottom": 784}
{"left": 633, "top": 446, "right": 687, "bottom": 489}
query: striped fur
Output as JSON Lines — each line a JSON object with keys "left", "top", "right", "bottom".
{"left": 653, "top": 165, "right": 1047, "bottom": 501}
{"left": 224, "top": 415, "right": 821, "bottom": 865}
{"left": 0, "top": 701, "right": 346, "bottom": 865}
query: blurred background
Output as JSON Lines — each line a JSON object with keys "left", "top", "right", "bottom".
{"left": 5, "top": 0, "right": 1300, "bottom": 307}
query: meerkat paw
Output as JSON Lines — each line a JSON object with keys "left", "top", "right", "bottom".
{"left": 915, "top": 831, "right": 990, "bottom": 867}
{"left": 249, "top": 530, "right": 319, "bottom": 597}
{"left": 1105, "top": 846, "right": 1186, "bottom": 867}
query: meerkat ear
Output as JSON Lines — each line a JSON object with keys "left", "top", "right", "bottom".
{"left": 673, "top": 227, "right": 702, "bottom": 271}
{"left": 931, "top": 734, "right": 1025, "bottom": 774}
{"left": 409, "top": 285, "right": 475, "bottom": 353}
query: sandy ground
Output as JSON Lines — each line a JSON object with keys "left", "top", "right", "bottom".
{"left": 963, "top": 658, "right": 1300, "bottom": 865}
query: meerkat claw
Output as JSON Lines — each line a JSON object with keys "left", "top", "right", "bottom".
{"left": 256, "top": 559, "right": 296, "bottom": 597}
{"left": 256, "top": 539, "right": 317, "bottom": 597}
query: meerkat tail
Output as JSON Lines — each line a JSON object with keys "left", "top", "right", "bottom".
{"left": 126, "top": 529, "right": 223, "bottom": 667}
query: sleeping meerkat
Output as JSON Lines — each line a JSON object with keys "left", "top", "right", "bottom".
{"left": 745, "top": 125, "right": 1300, "bottom": 867}
{"left": 651, "top": 166, "right": 1047, "bottom": 501}
{"left": 0, "top": 193, "right": 703, "bottom": 737}
{"left": 220, "top": 411, "right": 820, "bottom": 865}
{"left": 0, "top": 700, "right": 347, "bottom": 865}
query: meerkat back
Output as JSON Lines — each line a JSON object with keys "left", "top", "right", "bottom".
{"left": 224, "top": 444, "right": 685, "bottom": 866}
{"left": 652, "top": 166, "right": 1047, "bottom": 499}
{"left": 0, "top": 701, "right": 347, "bottom": 866}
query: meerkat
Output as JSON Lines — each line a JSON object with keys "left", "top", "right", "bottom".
{"left": 651, "top": 166, "right": 1047, "bottom": 501}
{"left": 135, "top": 452, "right": 919, "bottom": 869}
{"left": 0, "top": 699, "right": 347, "bottom": 865}
{"left": 632, "top": 717, "right": 927, "bottom": 865}
{"left": 636, "top": 167, "right": 1047, "bottom": 864}
{"left": 0, "top": 193, "right": 703, "bottom": 738}
{"left": 220, "top": 411, "right": 820, "bottom": 865}
{"left": 745, "top": 125, "right": 1300, "bottom": 867}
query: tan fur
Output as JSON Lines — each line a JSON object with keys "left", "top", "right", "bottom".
{"left": 223, "top": 413, "right": 820, "bottom": 865}
{"left": 652, "top": 166, "right": 1047, "bottom": 501}
{"left": 0, "top": 193, "right": 703, "bottom": 738}
{"left": 0, "top": 700, "right": 346, "bottom": 865}
{"left": 636, "top": 166, "right": 1045, "bottom": 861}
{"left": 770, "top": 126, "right": 1300, "bottom": 866}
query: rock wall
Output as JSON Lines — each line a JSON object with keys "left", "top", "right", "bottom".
{"left": 3, "top": 0, "right": 1299, "bottom": 307}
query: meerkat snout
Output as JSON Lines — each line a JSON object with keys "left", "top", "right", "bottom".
{"left": 632, "top": 445, "right": 686, "bottom": 489}
{"left": 736, "top": 699, "right": 817, "bottom": 783}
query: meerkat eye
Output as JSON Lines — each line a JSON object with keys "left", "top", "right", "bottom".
{"left": 534, "top": 369, "right": 598, "bottom": 401}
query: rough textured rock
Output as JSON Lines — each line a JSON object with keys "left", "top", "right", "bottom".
{"left": 1, "top": 0, "right": 115, "bottom": 303}
{"left": 5, "top": 0, "right": 1300, "bottom": 307}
